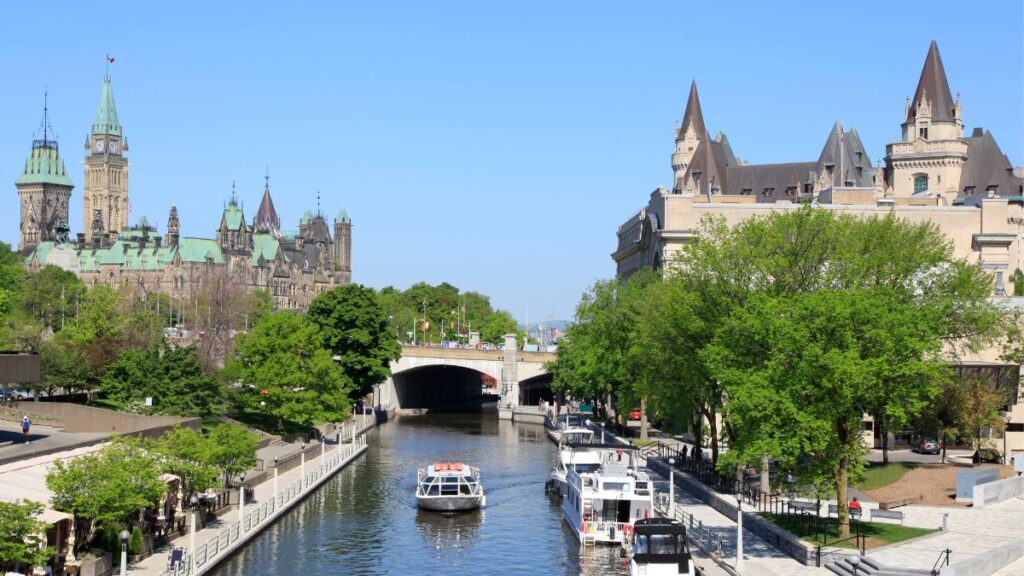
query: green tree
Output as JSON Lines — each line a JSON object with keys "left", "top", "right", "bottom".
{"left": 308, "top": 284, "right": 401, "bottom": 399}
{"left": 47, "top": 437, "right": 165, "bottom": 555}
{"left": 230, "top": 311, "right": 352, "bottom": 428}
{"left": 208, "top": 424, "right": 259, "bottom": 486}
{"left": 18, "top": 265, "right": 86, "bottom": 333}
{"left": 101, "top": 346, "right": 221, "bottom": 415}
{"left": 692, "top": 209, "right": 1001, "bottom": 536}
{"left": 152, "top": 426, "right": 221, "bottom": 504}
{"left": 477, "top": 309, "right": 521, "bottom": 346}
{"left": 0, "top": 500, "right": 51, "bottom": 571}
{"left": 37, "top": 338, "right": 90, "bottom": 398}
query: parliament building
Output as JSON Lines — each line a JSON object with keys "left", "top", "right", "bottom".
{"left": 15, "top": 75, "right": 351, "bottom": 310}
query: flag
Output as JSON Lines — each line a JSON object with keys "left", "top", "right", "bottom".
{"left": 107, "top": 55, "right": 115, "bottom": 63}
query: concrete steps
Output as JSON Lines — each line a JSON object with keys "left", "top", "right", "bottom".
{"left": 826, "top": 555, "right": 934, "bottom": 576}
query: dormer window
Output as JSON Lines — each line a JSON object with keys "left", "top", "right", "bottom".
{"left": 913, "top": 174, "right": 929, "bottom": 194}
{"left": 786, "top": 187, "right": 796, "bottom": 197}
{"left": 762, "top": 187, "right": 775, "bottom": 197}
{"left": 919, "top": 127, "right": 929, "bottom": 139}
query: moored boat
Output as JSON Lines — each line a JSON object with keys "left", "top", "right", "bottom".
{"left": 546, "top": 429, "right": 598, "bottom": 497}
{"left": 416, "top": 462, "right": 486, "bottom": 512}
{"left": 562, "top": 445, "right": 654, "bottom": 545}
{"left": 625, "top": 518, "right": 693, "bottom": 576}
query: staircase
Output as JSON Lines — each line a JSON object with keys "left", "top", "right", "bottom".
{"left": 826, "top": 555, "right": 935, "bottom": 576}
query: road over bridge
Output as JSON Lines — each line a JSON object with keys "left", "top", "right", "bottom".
{"left": 375, "top": 340, "right": 556, "bottom": 417}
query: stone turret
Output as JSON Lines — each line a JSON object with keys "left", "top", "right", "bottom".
{"left": 166, "top": 205, "right": 180, "bottom": 247}
{"left": 672, "top": 80, "right": 707, "bottom": 192}
{"left": 83, "top": 75, "right": 129, "bottom": 242}
{"left": 17, "top": 97, "right": 74, "bottom": 254}
{"left": 334, "top": 208, "right": 351, "bottom": 282}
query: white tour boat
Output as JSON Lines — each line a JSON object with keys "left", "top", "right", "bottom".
{"left": 625, "top": 518, "right": 693, "bottom": 576}
{"left": 415, "top": 462, "right": 486, "bottom": 512}
{"left": 562, "top": 445, "right": 654, "bottom": 545}
{"left": 546, "top": 429, "right": 599, "bottom": 497}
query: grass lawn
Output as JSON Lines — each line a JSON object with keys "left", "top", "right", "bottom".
{"left": 760, "top": 513, "right": 936, "bottom": 549}
{"left": 857, "top": 462, "right": 917, "bottom": 490}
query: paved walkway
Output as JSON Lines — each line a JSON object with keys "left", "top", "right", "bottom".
{"left": 0, "top": 420, "right": 108, "bottom": 465}
{"left": 867, "top": 496, "right": 1024, "bottom": 572}
{"left": 128, "top": 436, "right": 369, "bottom": 575}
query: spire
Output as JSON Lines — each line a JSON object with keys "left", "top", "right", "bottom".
{"left": 677, "top": 80, "right": 707, "bottom": 141}
{"left": 253, "top": 176, "right": 282, "bottom": 238}
{"left": 92, "top": 76, "right": 122, "bottom": 136}
{"left": 908, "top": 41, "right": 956, "bottom": 123}
{"left": 17, "top": 94, "right": 73, "bottom": 187}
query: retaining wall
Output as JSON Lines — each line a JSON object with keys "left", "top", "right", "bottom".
{"left": 940, "top": 539, "right": 1024, "bottom": 576}
{"left": 971, "top": 475, "right": 1024, "bottom": 509}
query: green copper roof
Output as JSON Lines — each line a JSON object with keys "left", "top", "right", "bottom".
{"left": 300, "top": 209, "right": 313, "bottom": 224}
{"left": 16, "top": 144, "right": 74, "bottom": 187}
{"left": 335, "top": 208, "right": 351, "bottom": 223}
{"left": 252, "top": 234, "right": 280, "bottom": 265}
{"left": 177, "top": 238, "right": 224, "bottom": 263}
{"left": 93, "top": 77, "right": 122, "bottom": 136}
{"left": 222, "top": 203, "right": 245, "bottom": 230}
{"left": 28, "top": 242, "right": 56, "bottom": 265}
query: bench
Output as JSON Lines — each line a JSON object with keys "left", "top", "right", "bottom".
{"left": 870, "top": 508, "right": 904, "bottom": 524}
{"left": 827, "top": 504, "right": 862, "bottom": 519}
{"left": 878, "top": 494, "right": 921, "bottom": 509}
{"left": 788, "top": 501, "right": 819, "bottom": 514}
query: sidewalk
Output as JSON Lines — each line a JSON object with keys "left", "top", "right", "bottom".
{"left": 128, "top": 435, "right": 369, "bottom": 575}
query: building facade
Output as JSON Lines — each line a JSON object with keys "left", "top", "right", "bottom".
{"left": 16, "top": 76, "right": 352, "bottom": 310}
{"left": 612, "top": 41, "right": 1024, "bottom": 455}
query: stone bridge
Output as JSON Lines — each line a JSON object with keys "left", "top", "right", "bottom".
{"left": 374, "top": 338, "right": 556, "bottom": 417}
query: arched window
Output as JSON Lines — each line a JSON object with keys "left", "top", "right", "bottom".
{"left": 913, "top": 174, "right": 929, "bottom": 194}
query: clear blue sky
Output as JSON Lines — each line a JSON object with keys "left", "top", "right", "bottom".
{"left": 2, "top": 2, "right": 1022, "bottom": 322}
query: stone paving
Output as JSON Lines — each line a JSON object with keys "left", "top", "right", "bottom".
{"left": 867, "top": 495, "right": 1024, "bottom": 573}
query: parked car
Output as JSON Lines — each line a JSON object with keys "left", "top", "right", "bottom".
{"left": 913, "top": 438, "right": 942, "bottom": 455}
{"left": 628, "top": 409, "right": 642, "bottom": 421}
{"left": 972, "top": 448, "right": 1002, "bottom": 464}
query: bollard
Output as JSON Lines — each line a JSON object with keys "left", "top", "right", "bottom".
{"left": 942, "top": 513, "right": 949, "bottom": 531}
{"left": 352, "top": 422, "right": 357, "bottom": 447}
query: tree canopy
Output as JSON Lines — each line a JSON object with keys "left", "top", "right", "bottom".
{"left": 101, "top": 345, "right": 222, "bottom": 415}
{"left": 308, "top": 284, "right": 401, "bottom": 399}
{"left": 229, "top": 311, "right": 353, "bottom": 428}
{"left": 0, "top": 500, "right": 51, "bottom": 571}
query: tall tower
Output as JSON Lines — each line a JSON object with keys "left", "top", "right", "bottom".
{"left": 16, "top": 97, "right": 74, "bottom": 253}
{"left": 333, "top": 209, "right": 351, "bottom": 283}
{"left": 165, "top": 205, "right": 180, "bottom": 247}
{"left": 671, "top": 80, "right": 707, "bottom": 192}
{"left": 884, "top": 41, "right": 966, "bottom": 198}
{"left": 83, "top": 75, "right": 129, "bottom": 242}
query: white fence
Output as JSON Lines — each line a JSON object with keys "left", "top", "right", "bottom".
{"left": 161, "top": 435, "right": 368, "bottom": 576}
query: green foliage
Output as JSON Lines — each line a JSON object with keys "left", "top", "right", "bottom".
{"left": 308, "top": 284, "right": 401, "bottom": 398}
{"left": 46, "top": 437, "right": 166, "bottom": 555}
{"left": 101, "top": 346, "right": 221, "bottom": 416}
{"left": 207, "top": 423, "right": 259, "bottom": 485}
{"left": 1012, "top": 269, "right": 1024, "bottom": 297}
{"left": 151, "top": 426, "right": 221, "bottom": 500}
{"left": 377, "top": 282, "right": 523, "bottom": 345}
{"left": 18, "top": 265, "right": 86, "bottom": 333}
{"left": 128, "top": 526, "right": 143, "bottom": 556}
{"left": 230, "top": 311, "right": 352, "bottom": 428}
{"left": 37, "top": 338, "right": 90, "bottom": 397}
{"left": 0, "top": 500, "right": 51, "bottom": 569}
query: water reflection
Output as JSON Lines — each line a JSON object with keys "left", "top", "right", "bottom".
{"left": 209, "top": 412, "right": 623, "bottom": 576}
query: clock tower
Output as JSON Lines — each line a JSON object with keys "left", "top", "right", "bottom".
{"left": 83, "top": 75, "right": 129, "bottom": 242}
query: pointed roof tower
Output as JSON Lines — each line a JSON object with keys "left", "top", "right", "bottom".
{"left": 92, "top": 76, "right": 122, "bottom": 136}
{"left": 908, "top": 41, "right": 956, "bottom": 123}
{"left": 677, "top": 80, "right": 707, "bottom": 140}
{"left": 253, "top": 175, "right": 282, "bottom": 238}
{"left": 17, "top": 95, "right": 73, "bottom": 188}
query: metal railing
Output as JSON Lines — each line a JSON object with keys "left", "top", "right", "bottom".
{"left": 160, "top": 435, "right": 367, "bottom": 576}
{"left": 930, "top": 548, "right": 952, "bottom": 575}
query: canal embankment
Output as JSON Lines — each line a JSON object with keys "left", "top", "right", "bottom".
{"left": 131, "top": 416, "right": 376, "bottom": 576}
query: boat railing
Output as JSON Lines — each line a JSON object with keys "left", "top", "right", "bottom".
{"left": 584, "top": 519, "right": 631, "bottom": 542}
{"left": 417, "top": 469, "right": 481, "bottom": 497}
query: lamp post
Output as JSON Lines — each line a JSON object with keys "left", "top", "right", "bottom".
{"left": 119, "top": 529, "right": 129, "bottom": 576}
{"left": 1003, "top": 412, "right": 1013, "bottom": 465}
{"left": 668, "top": 458, "right": 676, "bottom": 518}
{"left": 238, "top": 472, "right": 246, "bottom": 531}
{"left": 273, "top": 456, "right": 279, "bottom": 505}
{"left": 300, "top": 442, "right": 306, "bottom": 487}
{"left": 735, "top": 488, "right": 744, "bottom": 572}
{"left": 189, "top": 494, "right": 199, "bottom": 575}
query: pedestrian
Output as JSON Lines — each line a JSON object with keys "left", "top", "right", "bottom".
{"left": 22, "top": 415, "right": 31, "bottom": 444}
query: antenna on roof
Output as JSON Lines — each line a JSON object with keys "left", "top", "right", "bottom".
{"left": 317, "top": 191, "right": 321, "bottom": 217}
{"left": 265, "top": 164, "right": 270, "bottom": 190}
{"left": 36, "top": 88, "right": 57, "bottom": 149}
{"left": 231, "top": 180, "right": 238, "bottom": 205}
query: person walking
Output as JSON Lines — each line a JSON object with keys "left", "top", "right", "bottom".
{"left": 22, "top": 415, "right": 31, "bottom": 444}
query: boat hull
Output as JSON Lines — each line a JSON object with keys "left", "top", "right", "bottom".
{"left": 416, "top": 494, "right": 485, "bottom": 511}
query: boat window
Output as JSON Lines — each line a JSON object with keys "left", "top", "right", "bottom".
{"left": 649, "top": 534, "right": 682, "bottom": 555}
{"left": 634, "top": 535, "right": 649, "bottom": 555}
{"left": 574, "top": 464, "right": 600, "bottom": 474}
{"left": 602, "top": 481, "right": 628, "bottom": 492}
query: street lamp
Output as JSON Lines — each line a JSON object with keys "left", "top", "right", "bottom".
{"left": 189, "top": 495, "right": 199, "bottom": 575}
{"left": 1003, "top": 412, "right": 1013, "bottom": 465}
{"left": 273, "top": 456, "right": 279, "bottom": 506}
{"left": 300, "top": 441, "right": 306, "bottom": 487}
{"left": 238, "top": 472, "right": 246, "bottom": 531}
{"left": 119, "top": 529, "right": 130, "bottom": 576}
{"left": 735, "top": 484, "right": 744, "bottom": 572}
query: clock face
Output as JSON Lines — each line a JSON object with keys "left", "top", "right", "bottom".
{"left": 94, "top": 139, "right": 105, "bottom": 152}
{"left": 109, "top": 141, "right": 119, "bottom": 153}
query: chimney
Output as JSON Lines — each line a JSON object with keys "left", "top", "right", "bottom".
{"left": 972, "top": 127, "right": 984, "bottom": 137}
{"left": 123, "top": 243, "right": 130, "bottom": 255}
{"left": 154, "top": 236, "right": 162, "bottom": 248}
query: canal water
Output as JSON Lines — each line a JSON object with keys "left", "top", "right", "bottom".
{"left": 209, "top": 412, "right": 621, "bottom": 575}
